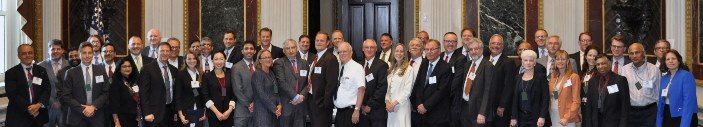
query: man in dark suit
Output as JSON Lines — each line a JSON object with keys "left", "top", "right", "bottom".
{"left": 223, "top": 31, "right": 244, "bottom": 67}
{"left": 358, "top": 39, "right": 389, "bottom": 127}
{"left": 274, "top": 39, "right": 310, "bottom": 127}
{"left": 375, "top": 33, "right": 394, "bottom": 65}
{"left": 6, "top": 44, "right": 51, "bottom": 127}
{"left": 166, "top": 38, "right": 186, "bottom": 69}
{"left": 609, "top": 34, "right": 631, "bottom": 74}
{"left": 255, "top": 27, "right": 285, "bottom": 59}
{"left": 142, "top": 28, "right": 162, "bottom": 59}
{"left": 296, "top": 35, "right": 315, "bottom": 63}
{"left": 585, "top": 54, "right": 630, "bottom": 127}
{"left": 60, "top": 43, "right": 109, "bottom": 127}
{"left": 452, "top": 38, "right": 495, "bottom": 127}
{"left": 38, "top": 39, "right": 69, "bottom": 127}
{"left": 127, "top": 36, "right": 155, "bottom": 72}
{"left": 231, "top": 41, "right": 256, "bottom": 127}
{"left": 139, "top": 42, "right": 179, "bottom": 127}
{"left": 410, "top": 39, "right": 452, "bottom": 127}
{"left": 442, "top": 32, "right": 467, "bottom": 127}
{"left": 486, "top": 35, "right": 518, "bottom": 127}
{"left": 440, "top": 32, "right": 467, "bottom": 68}
{"left": 307, "top": 31, "right": 340, "bottom": 127}
{"left": 534, "top": 29, "right": 549, "bottom": 58}
{"left": 99, "top": 43, "right": 118, "bottom": 84}
{"left": 569, "top": 32, "right": 593, "bottom": 72}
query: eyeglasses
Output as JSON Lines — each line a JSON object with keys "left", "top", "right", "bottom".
{"left": 200, "top": 44, "right": 212, "bottom": 47}
{"left": 579, "top": 39, "right": 592, "bottom": 42}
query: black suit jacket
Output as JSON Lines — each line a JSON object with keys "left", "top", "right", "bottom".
{"left": 411, "top": 59, "right": 452, "bottom": 124}
{"left": 5, "top": 64, "right": 50, "bottom": 126}
{"left": 585, "top": 72, "right": 630, "bottom": 127}
{"left": 357, "top": 58, "right": 389, "bottom": 119}
{"left": 255, "top": 45, "right": 285, "bottom": 59}
{"left": 201, "top": 70, "right": 236, "bottom": 117}
{"left": 452, "top": 58, "right": 495, "bottom": 123}
{"left": 138, "top": 62, "right": 178, "bottom": 123}
{"left": 493, "top": 55, "right": 518, "bottom": 116}
{"left": 109, "top": 79, "right": 140, "bottom": 115}
{"left": 175, "top": 69, "right": 206, "bottom": 111}
{"left": 61, "top": 64, "right": 109, "bottom": 123}
{"left": 569, "top": 52, "right": 582, "bottom": 72}
{"left": 308, "top": 49, "right": 340, "bottom": 109}
{"left": 510, "top": 72, "right": 550, "bottom": 124}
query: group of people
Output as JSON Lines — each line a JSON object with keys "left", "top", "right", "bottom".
{"left": 4, "top": 26, "right": 699, "bottom": 127}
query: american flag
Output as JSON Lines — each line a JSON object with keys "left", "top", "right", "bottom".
{"left": 90, "top": 0, "right": 105, "bottom": 39}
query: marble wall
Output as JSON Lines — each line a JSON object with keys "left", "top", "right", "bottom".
{"left": 604, "top": 0, "right": 663, "bottom": 54}
{"left": 479, "top": 0, "right": 524, "bottom": 56}
{"left": 201, "top": 0, "right": 245, "bottom": 52}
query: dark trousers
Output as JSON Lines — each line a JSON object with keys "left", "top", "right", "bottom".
{"left": 359, "top": 108, "right": 387, "bottom": 127}
{"left": 117, "top": 113, "right": 139, "bottom": 127}
{"left": 308, "top": 96, "right": 332, "bottom": 127}
{"left": 335, "top": 106, "right": 358, "bottom": 127}
{"left": 66, "top": 111, "right": 105, "bottom": 127}
{"left": 517, "top": 111, "right": 538, "bottom": 127}
{"left": 147, "top": 103, "right": 177, "bottom": 127}
{"left": 494, "top": 107, "right": 512, "bottom": 127}
{"left": 663, "top": 105, "right": 698, "bottom": 127}
{"left": 627, "top": 103, "right": 657, "bottom": 127}
{"left": 411, "top": 111, "right": 428, "bottom": 127}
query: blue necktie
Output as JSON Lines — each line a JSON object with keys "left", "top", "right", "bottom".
{"left": 426, "top": 63, "right": 434, "bottom": 86}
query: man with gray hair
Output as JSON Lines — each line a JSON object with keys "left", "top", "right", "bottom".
{"left": 143, "top": 28, "right": 162, "bottom": 58}
{"left": 274, "top": 39, "right": 309, "bottom": 127}
{"left": 536, "top": 35, "right": 579, "bottom": 77}
{"left": 452, "top": 37, "right": 495, "bottom": 126}
{"left": 358, "top": 39, "right": 389, "bottom": 127}
{"left": 333, "top": 42, "right": 367, "bottom": 127}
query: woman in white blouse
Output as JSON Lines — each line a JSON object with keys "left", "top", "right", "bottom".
{"left": 385, "top": 43, "right": 415, "bottom": 127}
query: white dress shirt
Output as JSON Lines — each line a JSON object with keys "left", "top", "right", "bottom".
{"left": 410, "top": 56, "right": 423, "bottom": 83}
{"left": 299, "top": 50, "right": 309, "bottom": 61}
{"left": 489, "top": 53, "right": 502, "bottom": 65}
{"left": 538, "top": 47, "right": 548, "bottom": 58}
{"left": 168, "top": 58, "right": 179, "bottom": 68}
{"left": 103, "top": 61, "right": 115, "bottom": 76}
{"left": 92, "top": 53, "right": 104, "bottom": 65}
{"left": 200, "top": 54, "right": 214, "bottom": 72}
{"left": 621, "top": 62, "right": 661, "bottom": 106}
{"left": 334, "top": 60, "right": 366, "bottom": 108}
{"left": 380, "top": 49, "right": 392, "bottom": 63}
{"left": 309, "top": 48, "right": 329, "bottom": 94}
{"left": 443, "top": 51, "right": 454, "bottom": 63}
{"left": 131, "top": 54, "right": 144, "bottom": 71}
{"left": 463, "top": 56, "right": 483, "bottom": 100}
{"left": 611, "top": 56, "right": 625, "bottom": 73}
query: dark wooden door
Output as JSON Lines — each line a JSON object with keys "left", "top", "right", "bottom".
{"left": 338, "top": 0, "right": 400, "bottom": 60}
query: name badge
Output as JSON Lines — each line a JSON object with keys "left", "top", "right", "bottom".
{"left": 300, "top": 70, "right": 308, "bottom": 76}
{"left": 564, "top": 80, "right": 572, "bottom": 88}
{"left": 521, "top": 92, "right": 528, "bottom": 101}
{"left": 95, "top": 75, "right": 104, "bottom": 83}
{"left": 451, "top": 67, "right": 455, "bottom": 73}
{"left": 314, "top": 67, "right": 322, "bottom": 74}
{"left": 131, "top": 85, "right": 140, "bottom": 93}
{"left": 428, "top": 76, "right": 437, "bottom": 84}
{"left": 582, "top": 97, "right": 587, "bottom": 102}
{"left": 583, "top": 75, "right": 591, "bottom": 82}
{"left": 32, "top": 77, "right": 43, "bottom": 85}
{"left": 191, "top": 81, "right": 200, "bottom": 88}
{"left": 366, "top": 73, "right": 374, "bottom": 82}
{"left": 661, "top": 89, "right": 668, "bottom": 97}
{"left": 469, "top": 73, "right": 476, "bottom": 80}
{"left": 607, "top": 84, "right": 619, "bottom": 94}
{"left": 226, "top": 62, "right": 234, "bottom": 68}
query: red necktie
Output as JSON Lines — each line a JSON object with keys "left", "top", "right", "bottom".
{"left": 248, "top": 63, "right": 254, "bottom": 74}
{"left": 365, "top": 62, "right": 370, "bottom": 75}
{"left": 291, "top": 59, "right": 299, "bottom": 91}
{"left": 614, "top": 61, "right": 619, "bottom": 74}
{"left": 108, "top": 65, "right": 113, "bottom": 78}
{"left": 444, "top": 55, "right": 449, "bottom": 62}
{"left": 307, "top": 56, "right": 319, "bottom": 91}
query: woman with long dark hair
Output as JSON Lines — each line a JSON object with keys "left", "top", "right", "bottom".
{"left": 578, "top": 45, "right": 599, "bottom": 127}
{"left": 109, "top": 58, "right": 142, "bottom": 127}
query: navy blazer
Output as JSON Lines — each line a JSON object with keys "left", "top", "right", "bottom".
{"left": 61, "top": 64, "right": 110, "bottom": 123}
{"left": 656, "top": 69, "right": 698, "bottom": 127}
{"left": 138, "top": 62, "right": 178, "bottom": 123}
{"left": 411, "top": 58, "right": 452, "bottom": 123}
{"left": 5, "top": 63, "right": 51, "bottom": 126}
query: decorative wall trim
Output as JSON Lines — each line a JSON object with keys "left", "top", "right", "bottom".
{"left": 415, "top": 0, "right": 419, "bottom": 34}
{"left": 36, "top": 0, "right": 44, "bottom": 61}
{"left": 303, "top": 0, "right": 308, "bottom": 34}
{"left": 538, "top": 0, "right": 543, "bottom": 29}
{"left": 183, "top": 0, "right": 189, "bottom": 54}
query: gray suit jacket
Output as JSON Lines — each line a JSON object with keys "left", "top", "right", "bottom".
{"left": 273, "top": 57, "right": 309, "bottom": 116}
{"left": 536, "top": 56, "right": 579, "bottom": 73}
{"left": 38, "top": 59, "right": 68, "bottom": 104}
{"left": 60, "top": 64, "right": 109, "bottom": 124}
{"left": 231, "top": 59, "right": 255, "bottom": 117}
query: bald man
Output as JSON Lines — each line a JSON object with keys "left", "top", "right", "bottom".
{"left": 142, "top": 28, "right": 162, "bottom": 58}
{"left": 621, "top": 43, "right": 660, "bottom": 127}
{"left": 534, "top": 29, "right": 549, "bottom": 58}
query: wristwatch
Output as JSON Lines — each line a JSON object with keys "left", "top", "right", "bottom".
{"left": 354, "top": 107, "right": 360, "bottom": 110}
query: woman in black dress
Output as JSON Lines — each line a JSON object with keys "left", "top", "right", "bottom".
{"left": 109, "top": 58, "right": 142, "bottom": 127}
{"left": 510, "top": 50, "right": 551, "bottom": 127}
{"left": 176, "top": 52, "right": 207, "bottom": 127}
{"left": 202, "top": 51, "right": 236, "bottom": 127}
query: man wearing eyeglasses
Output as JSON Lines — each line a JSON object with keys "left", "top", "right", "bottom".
{"left": 411, "top": 39, "right": 452, "bottom": 126}
{"left": 167, "top": 38, "right": 185, "bottom": 69}
{"left": 609, "top": 34, "right": 631, "bottom": 74}
{"left": 570, "top": 32, "right": 593, "bottom": 72}
{"left": 100, "top": 43, "right": 117, "bottom": 84}
{"left": 650, "top": 40, "right": 670, "bottom": 68}
{"left": 200, "top": 37, "right": 215, "bottom": 73}
{"left": 536, "top": 35, "right": 579, "bottom": 76}
{"left": 443, "top": 32, "right": 467, "bottom": 127}
{"left": 534, "top": 29, "right": 549, "bottom": 58}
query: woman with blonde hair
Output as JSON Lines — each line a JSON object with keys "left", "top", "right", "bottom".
{"left": 385, "top": 43, "right": 414, "bottom": 127}
{"left": 548, "top": 50, "right": 581, "bottom": 127}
